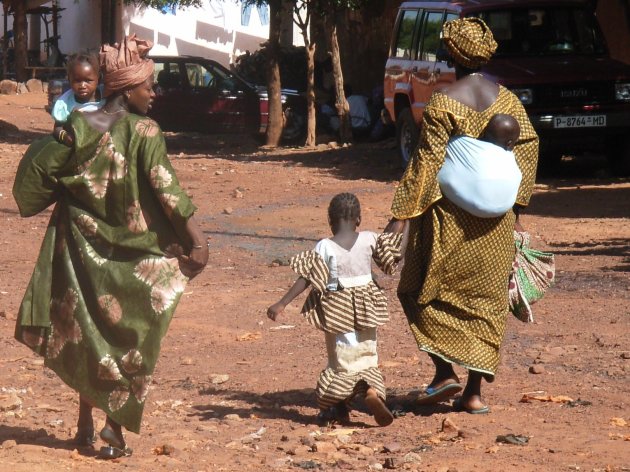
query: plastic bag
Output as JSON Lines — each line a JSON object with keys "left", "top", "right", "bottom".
{"left": 508, "top": 231, "right": 555, "bottom": 322}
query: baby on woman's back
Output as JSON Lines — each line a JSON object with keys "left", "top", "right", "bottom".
{"left": 438, "top": 113, "right": 523, "bottom": 218}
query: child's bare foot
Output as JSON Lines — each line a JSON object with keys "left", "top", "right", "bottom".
{"left": 364, "top": 388, "right": 394, "bottom": 427}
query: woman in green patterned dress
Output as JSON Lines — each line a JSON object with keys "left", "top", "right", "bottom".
{"left": 385, "top": 19, "right": 539, "bottom": 414}
{"left": 12, "top": 35, "right": 208, "bottom": 458}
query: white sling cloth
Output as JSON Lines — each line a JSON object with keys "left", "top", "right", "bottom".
{"left": 438, "top": 136, "right": 522, "bottom": 218}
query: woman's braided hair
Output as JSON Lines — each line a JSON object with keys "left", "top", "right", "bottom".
{"left": 328, "top": 192, "right": 361, "bottom": 224}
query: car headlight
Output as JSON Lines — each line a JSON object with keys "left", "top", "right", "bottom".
{"left": 512, "top": 88, "right": 533, "bottom": 105}
{"left": 615, "top": 82, "right": 630, "bottom": 101}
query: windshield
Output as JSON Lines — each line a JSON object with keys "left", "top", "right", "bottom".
{"left": 476, "top": 7, "right": 607, "bottom": 56}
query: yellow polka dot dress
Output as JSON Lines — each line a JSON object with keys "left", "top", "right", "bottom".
{"left": 391, "top": 87, "right": 539, "bottom": 378}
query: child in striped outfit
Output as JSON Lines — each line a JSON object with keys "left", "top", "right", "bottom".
{"left": 267, "top": 193, "right": 405, "bottom": 426}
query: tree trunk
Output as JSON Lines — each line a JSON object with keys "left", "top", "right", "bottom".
{"left": 296, "top": 2, "right": 316, "bottom": 147}
{"left": 304, "top": 42, "right": 316, "bottom": 147}
{"left": 325, "top": 14, "right": 352, "bottom": 144}
{"left": 265, "top": 0, "right": 284, "bottom": 148}
{"left": 14, "top": 0, "right": 28, "bottom": 82}
{"left": 2, "top": 2, "right": 8, "bottom": 78}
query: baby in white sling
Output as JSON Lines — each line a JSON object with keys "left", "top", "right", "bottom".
{"left": 438, "top": 114, "right": 523, "bottom": 218}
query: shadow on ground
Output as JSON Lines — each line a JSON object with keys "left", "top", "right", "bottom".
{"left": 0, "top": 424, "right": 98, "bottom": 456}
{"left": 0, "top": 120, "right": 47, "bottom": 145}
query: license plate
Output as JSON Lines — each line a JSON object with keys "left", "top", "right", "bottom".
{"left": 553, "top": 115, "right": 606, "bottom": 128}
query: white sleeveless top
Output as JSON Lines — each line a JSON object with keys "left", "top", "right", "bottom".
{"left": 314, "top": 231, "right": 378, "bottom": 290}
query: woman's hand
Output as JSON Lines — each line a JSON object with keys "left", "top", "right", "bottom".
{"left": 179, "top": 244, "right": 208, "bottom": 279}
{"left": 267, "top": 302, "right": 285, "bottom": 321}
{"left": 384, "top": 217, "right": 406, "bottom": 234}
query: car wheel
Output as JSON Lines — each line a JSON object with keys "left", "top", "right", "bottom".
{"left": 607, "top": 137, "right": 630, "bottom": 176}
{"left": 536, "top": 142, "right": 563, "bottom": 178}
{"left": 396, "top": 108, "right": 419, "bottom": 168}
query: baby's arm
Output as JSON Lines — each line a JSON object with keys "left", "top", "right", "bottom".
{"left": 52, "top": 121, "right": 74, "bottom": 146}
{"left": 267, "top": 277, "right": 310, "bottom": 321}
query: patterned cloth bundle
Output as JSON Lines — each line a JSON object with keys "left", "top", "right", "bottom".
{"left": 508, "top": 231, "right": 555, "bottom": 322}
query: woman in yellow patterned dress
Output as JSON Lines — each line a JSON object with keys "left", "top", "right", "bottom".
{"left": 13, "top": 36, "right": 208, "bottom": 458}
{"left": 385, "top": 18, "right": 539, "bottom": 414}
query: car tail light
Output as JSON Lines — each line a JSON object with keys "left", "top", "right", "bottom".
{"left": 512, "top": 88, "right": 533, "bottom": 105}
{"left": 615, "top": 82, "right": 630, "bottom": 102}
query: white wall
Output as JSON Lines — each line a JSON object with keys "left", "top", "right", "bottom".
{"left": 57, "top": 0, "right": 101, "bottom": 54}
{"left": 124, "top": 0, "right": 304, "bottom": 67}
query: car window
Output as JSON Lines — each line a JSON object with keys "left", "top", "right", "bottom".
{"left": 445, "top": 12, "right": 458, "bottom": 24}
{"left": 420, "top": 11, "right": 444, "bottom": 61}
{"left": 435, "top": 12, "right": 460, "bottom": 61}
{"left": 155, "top": 62, "right": 182, "bottom": 90}
{"left": 394, "top": 10, "right": 420, "bottom": 59}
{"left": 477, "top": 7, "right": 606, "bottom": 56}
{"left": 185, "top": 63, "right": 214, "bottom": 87}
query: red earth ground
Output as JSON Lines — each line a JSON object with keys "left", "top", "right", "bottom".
{"left": 0, "top": 92, "right": 628, "bottom": 471}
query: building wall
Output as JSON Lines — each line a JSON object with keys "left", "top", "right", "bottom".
{"left": 57, "top": 0, "right": 102, "bottom": 54}
{"left": 123, "top": 1, "right": 303, "bottom": 68}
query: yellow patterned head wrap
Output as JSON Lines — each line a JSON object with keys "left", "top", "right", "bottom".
{"left": 441, "top": 18, "right": 497, "bottom": 69}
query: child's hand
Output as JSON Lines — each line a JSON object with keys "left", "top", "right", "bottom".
{"left": 62, "top": 132, "right": 74, "bottom": 147}
{"left": 267, "top": 302, "right": 285, "bottom": 321}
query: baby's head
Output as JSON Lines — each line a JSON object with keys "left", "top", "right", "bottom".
{"left": 66, "top": 52, "right": 100, "bottom": 103}
{"left": 480, "top": 114, "right": 520, "bottom": 151}
{"left": 328, "top": 193, "right": 361, "bottom": 233}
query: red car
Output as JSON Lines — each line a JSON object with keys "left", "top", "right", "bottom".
{"left": 48, "top": 55, "right": 304, "bottom": 138}
{"left": 384, "top": 0, "right": 630, "bottom": 174}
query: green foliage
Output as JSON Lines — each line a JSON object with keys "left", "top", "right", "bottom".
{"left": 234, "top": 44, "right": 308, "bottom": 92}
{"left": 123, "top": 0, "right": 204, "bottom": 8}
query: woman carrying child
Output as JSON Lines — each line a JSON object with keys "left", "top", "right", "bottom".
{"left": 268, "top": 193, "right": 405, "bottom": 426}
{"left": 13, "top": 35, "right": 208, "bottom": 458}
{"left": 385, "top": 18, "right": 539, "bottom": 414}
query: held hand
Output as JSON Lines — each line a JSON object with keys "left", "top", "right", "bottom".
{"left": 384, "top": 217, "right": 406, "bottom": 234}
{"left": 267, "top": 302, "right": 285, "bottom": 321}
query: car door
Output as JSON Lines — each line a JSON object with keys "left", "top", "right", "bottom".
{"left": 384, "top": 8, "right": 422, "bottom": 119}
{"left": 150, "top": 60, "right": 195, "bottom": 131}
{"left": 185, "top": 61, "right": 258, "bottom": 133}
{"left": 410, "top": 10, "right": 445, "bottom": 116}
{"left": 433, "top": 12, "right": 459, "bottom": 89}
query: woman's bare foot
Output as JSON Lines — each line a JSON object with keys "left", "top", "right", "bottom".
{"left": 364, "top": 388, "right": 394, "bottom": 427}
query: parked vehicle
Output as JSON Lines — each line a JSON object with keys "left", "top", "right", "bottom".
{"left": 384, "top": 0, "right": 630, "bottom": 174}
{"left": 47, "top": 55, "right": 305, "bottom": 138}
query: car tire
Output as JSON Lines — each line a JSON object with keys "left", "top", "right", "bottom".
{"left": 607, "top": 137, "right": 630, "bottom": 176}
{"left": 536, "top": 143, "right": 563, "bottom": 178}
{"left": 396, "top": 108, "right": 419, "bottom": 168}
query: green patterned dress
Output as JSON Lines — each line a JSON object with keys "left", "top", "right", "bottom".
{"left": 12, "top": 112, "right": 196, "bottom": 433}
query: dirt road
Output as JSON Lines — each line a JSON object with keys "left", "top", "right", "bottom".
{"left": 0, "top": 93, "right": 628, "bottom": 471}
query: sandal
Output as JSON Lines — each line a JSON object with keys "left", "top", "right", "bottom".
{"left": 416, "top": 382, "right": 463, "bottom": 405}
{"left": 452, "top": 397, "right": 490, "bottom": 415}
{"left": 317, "top": 402, "right": 350, "bottom": 426}
{"left": 99, "top": 425, "right": 133, "bottom": 459}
